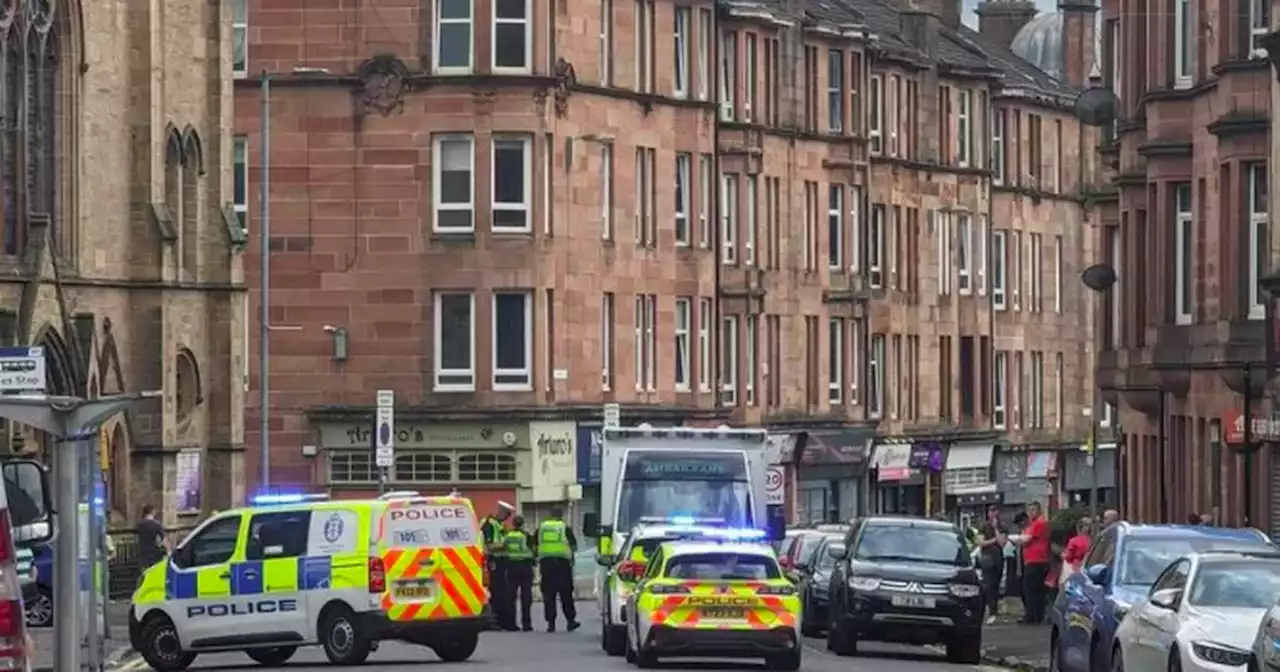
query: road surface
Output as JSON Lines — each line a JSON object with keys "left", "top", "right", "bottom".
{"left": 122, "top": 610, "right": 1007, "bottom": 672}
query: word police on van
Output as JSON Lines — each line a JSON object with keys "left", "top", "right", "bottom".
{"left": 188, "top": 599, "right": 299, "bottom": 619}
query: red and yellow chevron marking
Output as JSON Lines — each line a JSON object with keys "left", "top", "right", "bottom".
{"left": 641, "top": 581, "right": 799, "bottom": 631}
{"left": 377, "top": 496, "right": 489, "bottom": 622}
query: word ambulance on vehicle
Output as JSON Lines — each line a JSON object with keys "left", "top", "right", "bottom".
{"left": 128, "top": 492, "right": 491, "bottom": 671}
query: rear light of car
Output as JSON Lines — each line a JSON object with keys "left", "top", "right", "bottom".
{"left": 368, "top": 556, "right": 386, "bottom": 593}
{"left": 0, "top": 508, "right": 27, "bottom": 669}
{"left": 647, "top": 584, "right": 688, "bottom": 595}
{"left": 758, "top": 585, "right": 795, "bottom": 596}
{"left": 617, "top": 560, "right": 646, "bottom": 579}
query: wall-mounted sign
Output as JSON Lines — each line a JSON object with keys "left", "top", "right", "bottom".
{"left": 317, "top": 422, "right": 527, "bottom": 450}
{"left": 529, "top": 421, "right": 577, "bottom": 502}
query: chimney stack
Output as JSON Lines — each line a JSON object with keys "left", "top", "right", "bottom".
{"left": 974, "top": 0, "right": 1038, "bottom": 49}
{"left": 1059, "top": 0, "right": 1098, "bottom": 88}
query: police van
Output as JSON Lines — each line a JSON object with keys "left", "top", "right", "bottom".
{"left": 129, "top": 492, "right": 490, "bottom": 671}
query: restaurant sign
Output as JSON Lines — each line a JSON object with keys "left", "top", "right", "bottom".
{"left": 1222, "top": 408, "right": 1280, "bottom": 444}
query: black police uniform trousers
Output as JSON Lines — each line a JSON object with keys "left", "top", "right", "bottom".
{"left": 506, "top": 560, "right": 535, "bottom": 629}
{"left": 489, "top": 558, "right": 513, "bottom": 629}
{"left": 539, "top": 557, "right": 577, "bottom": 626}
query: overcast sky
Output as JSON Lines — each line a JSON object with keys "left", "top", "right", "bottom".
{"left": 960, "top": 0, "right": 1060, "bottom": 30}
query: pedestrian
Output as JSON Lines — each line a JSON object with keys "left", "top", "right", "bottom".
{"left": 1200, "top": 512, "right": 1215, "bottom": 526}
{"left": 135, "top": 504, "right": 167, "bottom": 572}
{"left": 1013, "top": 501, "right": 1051, "bottom": 625}
{"left": 481, "top": 501, "right": 515, "bottom": 630}
{"left": 976, "top": 505, "right": 1007, "bottom": 625}
{"left": 503, "top": 515, "right": 537, "bottom": 632}
{"left": 536, "top": 506, "right": 581, "bottom": 633}
{"left": 1187, "top": 512, "right": 1201, "bottom": 525}
{"left": 1101, "top": 509, "right": 1120, "bottom": 528}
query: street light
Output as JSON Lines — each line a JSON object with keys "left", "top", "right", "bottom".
{"left": 1081, "top": 263, "right": 1118, "bottom": 522}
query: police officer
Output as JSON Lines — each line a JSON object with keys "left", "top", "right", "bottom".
{"left": 503, "top": 515, "right": 537, "bottom": 632}
{"left": 536, "top": 507, "right": 580, "bottom": 633}
{"left": 482, "top": 501, "right": 515, "bottom": 630}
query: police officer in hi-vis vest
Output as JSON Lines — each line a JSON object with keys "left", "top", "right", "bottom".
{"left": 481, "top": 501, "right": 515, "bottom": 630}
{"left": 502, "top": 515, "right": 537, "bottom": 631}
{"left": 537, "top": 507, "right": 580, "bottom": 632}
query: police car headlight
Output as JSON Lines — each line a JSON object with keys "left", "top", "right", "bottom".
{"left": 849, "top": 577, "right": 881, "bottom": 591}
{"left": 949, "top": 584, "right": 982, "bottom": 599}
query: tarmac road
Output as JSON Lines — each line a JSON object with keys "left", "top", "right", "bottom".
{"left": 126, "top": 610, "right": 1009, "bottom": 672}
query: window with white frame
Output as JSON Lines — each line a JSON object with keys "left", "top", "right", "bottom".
{"left": 849, "top": 185, "right": 862, "bottom": 273}
{"left": 1029, "top": 233, "right": 1042, "bottom": 313}
{"left": 1012, "top": 231, "right": 1022, "bottom": 309}
{"left": 744, "top": 35, "right": 757, "bottom": 121}
{"left": 1030, "top": 351, "right": 1044, "bottom": 428}
{"left": 720, "top": 31, "right": 737, "bottom": 121}
{"left": 828, "top": 185, "right": 843, "bottom": 270}
{"left": 698, "top": 297, "right": 712, "bottom": 391}
{"left": 1174, "top": 184, "right": 1193, "bottom": 324}
{"left": 675, "top": 153, "right": 691, "bottom": 246}
{"left": 1054, "top": 351, "right": 1063, "bottom": 428}
{"left": 435, "top": 0, "right": 473, "bottom": 73}
{"left": 1174, "top": 0, "right": 1191, "bottom": 86}
{"left": 993, "top": 350, "right": 1007, "bottom": 429}
{"left": 869, "top": 204, "right": 884, "bottom": 287}
{"left": 434, "top": 292, "right": 475, "bottom": 391}
{"left": 433, "top": 135, "right": 475, "bottom": 232}
{"left": 602, "top": 293, "right": 614, "bottom": 389}
{"left": 721, "top": 173, "right": 739, "bottom": 263}
{"left": 233, "top": 136, "right": 248, "bottom": 234}
{"left": 634, "top": 0, "right": 654, "bottom": 92}
{"left": 745, "top": 315, "right": 757, "bottom": 405}
{"left": 848, "top": 318, "right": 860, "bottom": 403}
{"left": 957, "top": 89, "right": 972, "bottom": 166}
{"left": 958, "top": 213, "right": 971, "bottom": 294}
{"left": 600, "top": 144, "right": 613, "bottom": 239}
{"left": 868, "top": 75, "right": 882, "bottom": 153}
{"left": 696, "top": 7, "right": 711, "bottom": 101}
{"left": 828, "top": 318, "right": 843, "bottom": 404}
{"left": 869, "top": 334, "right": 884, "bottom": 418}
{"left": 936, "top": 211, "right": 952, "bottom": 295}
{"left": 493, "top": 292, "right": 532, "bottom": 389}
{"left": 1054, "top": 234, "right": 1063, "bottom": 314}
{"left": 827, "top": 49, "right": 844, "bottom": 133}
{"left": 1251, "top": 0, "right": 1270, "bottom": 55}
{"left": 1109, "top": 226, "right": 1122, "bottom": 348}
{"left": 992, "top": 229, "right": 1007, "bottom": 309}
{"left": 991, "top": 109, "right": 1004, "bottom": 183}
{"left": 698, "top": 154, "right": 712, "bottom": 248}
{"left": 673, "top": 7, "right": 690, "bottom": 98}
{"left": 745, "top": 175, "right": 757, "bottom": 264}
{"left": 492, "top": 0, "right": 530, "bottom": 72}
{"left": 1250, "top": 164, "right": 1268, "bottom": 319}
{"left": 1102, "top": 402, "right": 1116, "bottom": 427}
{"left": 675, "top": 297, "right": 691, "bottom": 390}
{"left": 977, "top": 214, "right": 989, "bottom": 295}
{"left": 634, "top": 147, "right": 656, "bottom": 246}
{"left": 599, "top": 0, "right": 614, "bottom": 84}
{"left": 722, "top": 315, "right": 739, "bottom": 405}
{"left": 492, "top": 136, "right": 530, "bottom": 231}
{"left": 232, "top": 0, "right": 247, "bottom": 77}
{"left": 633, "top": 294, "right": 656, "bottom": 390}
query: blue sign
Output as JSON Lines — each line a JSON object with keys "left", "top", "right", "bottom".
{"left": 576, "top": 425, "right": 602, "bottom": 485}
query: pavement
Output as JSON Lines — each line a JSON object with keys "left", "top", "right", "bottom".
{"left": 30, "top": 601, "right": 134, "bottom": 672}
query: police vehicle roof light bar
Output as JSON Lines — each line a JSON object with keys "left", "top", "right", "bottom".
{"left": 251, "top": 492, "right": 331, "bottom": 505}
{"left": 639, "top": 515, "right": 728, "bottom": 526}
{"left": 378, "top": 490, "right": 422, "bottom": 500}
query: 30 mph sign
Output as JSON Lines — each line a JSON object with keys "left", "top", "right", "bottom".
{"left": 765, "top": 466, "right": 785, "bottom": 505}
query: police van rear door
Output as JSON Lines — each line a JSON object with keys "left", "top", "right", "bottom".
{"left": 379, "top": 496, "right": 487, "bottom": 622}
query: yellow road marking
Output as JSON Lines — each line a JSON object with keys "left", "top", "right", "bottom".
{"left": 113, "top": 654, "right": 149, "bottom": 671}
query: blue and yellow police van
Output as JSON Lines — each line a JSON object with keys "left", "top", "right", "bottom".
{"left": 129, "top": 492, "right": 490, "bottom": 670}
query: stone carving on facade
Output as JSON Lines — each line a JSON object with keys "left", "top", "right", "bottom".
{"left": 553, "top": 58, "right": 576, "bottom": 119}
{"left": 357, "top": 54, "right": 409, "bottom": 116}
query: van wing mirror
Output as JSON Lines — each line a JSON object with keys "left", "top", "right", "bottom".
{"left": 583, "top": 512, "right": 599, "bottom": 538}
{"left": 3, "top": 460, "right": 52, "bottom": 546}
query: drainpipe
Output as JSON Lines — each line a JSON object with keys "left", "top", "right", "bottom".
{"left": 1157, "top": 391, "right": 1168, "bottom": 522}
{"left": 712, "top": 5, "right": 722, "bottom": 415}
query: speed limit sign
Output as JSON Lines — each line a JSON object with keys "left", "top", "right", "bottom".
{"left": 765, "top": 466, "right": 785, "bottom": 505}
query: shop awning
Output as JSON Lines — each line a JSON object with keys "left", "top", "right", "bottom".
{"left": 945, "top": 444, "right": 995, "bottom": 470}
{"left": 872, "top": 440, "right": 913, "bottom": 481}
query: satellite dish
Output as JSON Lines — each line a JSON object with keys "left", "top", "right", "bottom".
{"left": 1073, "top": 86, "right": 1119, "bottom": 127}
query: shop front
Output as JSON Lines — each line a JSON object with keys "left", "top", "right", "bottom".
{"left": 1062, "top": 443, "right": 1118, "bottom": 509}
{"left": 521, "top": 421, "right": 583, "bottom": 525}
{"left": 869, "top": 439, "right": 925, "bottom": 515}
{"left": 315, "top": 420, "right": 524, "bottom": 514}
{"left": 996, "top": 450, "right": 1057, "bottom": 515}
{"left": 943, "top": 443, "right": 999, "bottom": 518}
{"left": 796, "top": 428, "right": 876, "bottom": 524}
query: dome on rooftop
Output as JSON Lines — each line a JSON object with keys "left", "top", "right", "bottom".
{"left": 1009, "top": 11, "right": 1103, "bottom": 82}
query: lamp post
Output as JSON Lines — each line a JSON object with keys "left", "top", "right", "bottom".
{"left": 1082, "top": 263, "right": 1119, "bottom": 522}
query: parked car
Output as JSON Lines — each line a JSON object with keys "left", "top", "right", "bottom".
{"left": 798, "top": 536, "right": 844, "bottom": 637}
{"left": 777, "top": 530, "right": 826, "bottom": 573}
{"left": 25, "top": 544, "right": 51, "bottom": 627}
{"left": 826, "top": 516, "right": 984, "bottom": 663}
{"left": 1112, "top": 549, "right": 1280, "bottom": 671}
{"left": 1049, "top": 523, "right": 1272, "bottom": 672}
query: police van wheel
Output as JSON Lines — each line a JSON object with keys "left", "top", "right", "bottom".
{"left": 432, "top": 631, "right": 479, "bottom": 662}
{"left": 320, "top": 608, "right": 372, "bottom": 665}
{"left": 603, "top": 624, "right": 626, "bottom": 657}
{"left": 766, "top": 650, "right": 802, "bottom": 671}
{"left": 246, "top": 646, "right": 297, "bottom": 666}
{"left": 138, "top": 616, "right": 197, "bottom": 672}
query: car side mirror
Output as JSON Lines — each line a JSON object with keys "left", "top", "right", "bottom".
{"left": 596, "top": 553, "right": 615, "bottom": 567}
{"left": 4, "top": 460, "right": 52, "bottom": 547}
{"left": 1149, "top": 588, "right": 1180, "bottom": 610}
{"left": 583, "top": 512, "right": 599, "bottom": 538}
{"left": 829, "top": 544, "right": 849, "bottom": 561}
{"left": 1085, "top": 563, "right": 1110, "bottom": 586}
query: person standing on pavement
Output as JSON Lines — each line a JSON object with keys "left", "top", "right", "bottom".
{"left": 976, "top": 505, "right": 1007, "bottom": 624}
{"left": 135, "top": 504, "right": 168, "bottom": 570}
{"left": 1062, "top": 517, "right": 1091, "bottom": 577}
{"left": 1013, "top": 501, "right": 1051, "bottom": 625}
{"left": 482, "top": 501, "right": 515, "bottom": 630}
{"left": 536, "top": 507, "right": 581, "bottom": 633}
{"left": 503, "top": 515, "right": 537, "bottom": 632}
{"left": 1101, "top": 509, "right": 1120, "bottom": 528}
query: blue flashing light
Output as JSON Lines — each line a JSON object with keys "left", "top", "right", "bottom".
{"left": 251, "top": 492, "right": 328, "bottom": 506}
{"left": 669, "top": 515, "right": 697, "bottom": 526}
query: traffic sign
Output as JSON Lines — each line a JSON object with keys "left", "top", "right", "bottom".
{"left": 375, "top": 389, "right": 395, "bottom": 468}
{"left": 0, "top": 346, "right": 45, "bottom": 393}
{"left": 765, "top": 466, "right": 785, "bottom": 505}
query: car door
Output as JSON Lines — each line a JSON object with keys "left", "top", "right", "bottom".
{"left": 1059, "top": 528, "right": 1116, "bottom": 672}
{"left": 1131, "top": 560, "right": 1189, "bottom": 671}
{"left": 239, "top": 509, "right": 312, "bottom": 639}
{"left": 169, "top": 514, "right": 246, "bottom": 645}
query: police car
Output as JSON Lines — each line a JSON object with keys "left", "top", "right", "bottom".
{"left": 599, "top": 517, "right": 771, "bottom": 657}
{"left": 129, "top": 492, "right": 490, "bottom": 671}
{"left": 623, "top": 539, "right": 801, "bottom": 670}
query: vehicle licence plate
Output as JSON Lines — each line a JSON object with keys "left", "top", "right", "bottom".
{"left": 891, "top": 595, "right": 936, "bottom": 609}
{"left": 394, "top": 580, "right": 432, "bottom": 599}
{"left": 700, "top": 607, "right": 746, "bottom": 619}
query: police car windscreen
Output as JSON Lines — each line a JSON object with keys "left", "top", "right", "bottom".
{"left": 385, "top": 503, "right": 476, "bottom": 548}
{"left": 666, "top": 553, "right": 780, "bottom": 581}
{"left": 618, "top": 451, "right": 751, "bottom": 530}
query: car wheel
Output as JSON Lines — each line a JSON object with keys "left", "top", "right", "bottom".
{"left": 604, "top": 607, "right": 627, "bottom": 658}
{"left": 138, "top": 616, "right": 197, "bottom": 672}
{"left": 827, "top": 615, "right": 858, "bottom": 656}
{"left": 319, "top": 606, "right": 372, "bottom": 666}
{"left": 766, "top": 649, "right": 802, "bottom": 671}
{"left": 1091, "top": 634, "right": 1111, "bottom": 672}
{"left": 1111, "top": 643, "right": 1125, "bottom": 672}
{"left": 1168, "top": 647, "right": 1182, "bottom": 672}
{"left": 431, "top": 631, "right": 478, "bottom": 662}
{"left": 946, "top": 634, "right": 982, "bottom": 665}
{"left": 24, "top": 585, "right": 52, "bottom": 628}
{"left": 245, "top": 646, "right": 297, "bottom": 666}
{"left": 1049, "top": 629, "right": 1061, "bottom": 672}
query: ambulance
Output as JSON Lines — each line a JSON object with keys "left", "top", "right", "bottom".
{"left": 128, "top": 492, "right": 490, "bottom": 671}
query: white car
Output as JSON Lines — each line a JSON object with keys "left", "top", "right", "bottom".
{"left": 1113, "top": 550, "right": 1280, "bottom": 672}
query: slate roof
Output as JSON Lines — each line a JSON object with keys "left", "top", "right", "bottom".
{"left": 721, "top": 0, "right": 1078, "bottom": 108}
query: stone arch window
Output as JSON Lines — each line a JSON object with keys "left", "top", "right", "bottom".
{"left": 180, "top": 129, "right": 202, "bottom": 280}
{"left": 174, "top": 347, "right": 202, "bottom": 423}
{"left": 164, "top": 129, "right": 182, "bottom": 275}
{"left": 2, "top": 0, "right": 62, "bottom": 256}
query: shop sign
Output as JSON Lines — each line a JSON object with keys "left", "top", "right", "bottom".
{"left": 1222, "top": 409, "right": 1280, "bottom": 444}
{"left": 529, "top": 421, "right": 577, "bottom": 502}
{"left": 316, "top": 422, "right": 527, "bottom": 450}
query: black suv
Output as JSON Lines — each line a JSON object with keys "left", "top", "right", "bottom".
{"left": 825, "top": 516, "right": 983, "bottom": 663}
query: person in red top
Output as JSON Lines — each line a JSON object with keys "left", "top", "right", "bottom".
{"left": 1062, "top": 517, "right": 1093, "bottom": 571}
{"left": 1015, "top": 501, "right": 1052, "bottom": 625}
